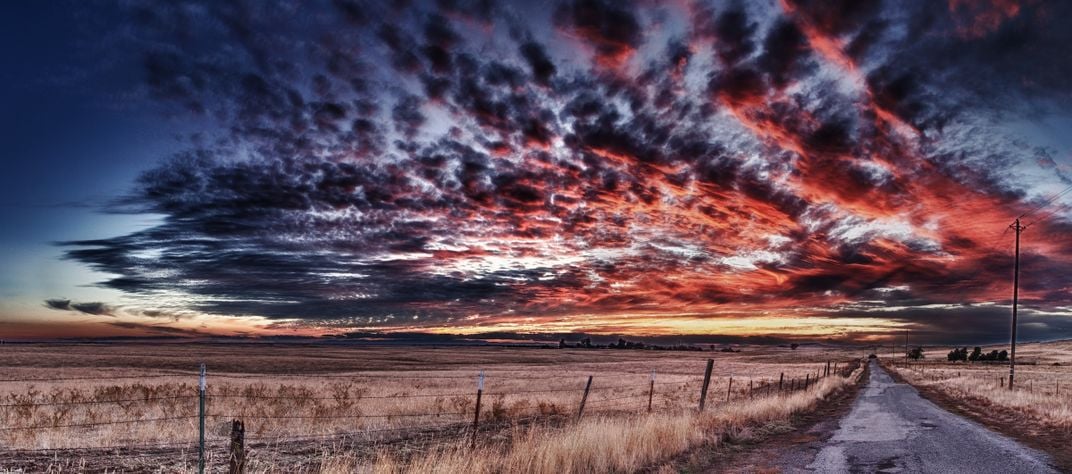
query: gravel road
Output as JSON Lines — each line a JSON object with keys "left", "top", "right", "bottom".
{"left": 799, "top": 359, "right": 1058, "bottom": 473}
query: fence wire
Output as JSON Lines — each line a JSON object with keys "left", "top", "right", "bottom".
{"left": 0, "top": 361, "right": 860, "bottom": 454}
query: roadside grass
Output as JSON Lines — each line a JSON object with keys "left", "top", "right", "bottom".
{"left": 364, "top": 365, "right": 864, "bottom": 474}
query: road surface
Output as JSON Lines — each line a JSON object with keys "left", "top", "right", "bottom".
{"left": 799, "top": 359, "right": 1058, "bottom": 473}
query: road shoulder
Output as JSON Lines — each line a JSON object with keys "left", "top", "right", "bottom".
{"left": 659, "top": 362, "right": 869, "bottom": 473}
{"left": 883, "top": 363, "right": 1072, "bottom": 472}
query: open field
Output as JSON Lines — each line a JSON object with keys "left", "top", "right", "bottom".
{"left": 0, "top": 343, "right": 864, "bottom": 472}
{"left": 883, "top": 340, "right": 1072, "bottom": 469}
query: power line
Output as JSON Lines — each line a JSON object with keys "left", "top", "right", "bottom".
{"left": 1018, "top": 183, "right": 1072, "bottom": 219}
{"left": 1024, "top": 205, "right": 1068, "bottom": 229}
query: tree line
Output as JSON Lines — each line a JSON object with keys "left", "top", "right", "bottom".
{"left": 946, "top": 346, "right": 1009, "bottom": 362}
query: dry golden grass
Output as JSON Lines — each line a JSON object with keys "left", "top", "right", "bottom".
{"left": 884, "top": 340, "right": 1072, "bottom": 432}
{"left": 362, "top": 368, "right": 863, "bottom": 474}
{"left": 0, "top": 343, "right": 863, "bottom": 472}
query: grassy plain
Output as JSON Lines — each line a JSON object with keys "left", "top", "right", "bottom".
{"left": 0, "top": 342, "right": 864, "bottom": 472}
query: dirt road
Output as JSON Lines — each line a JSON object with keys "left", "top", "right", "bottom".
{"left": 795, "top": 359, "right": 1058, "bottom": 473}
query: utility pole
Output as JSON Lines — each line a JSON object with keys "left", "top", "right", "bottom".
{"left": 1009, "top": 218, "right": 1025, "bottom": 390}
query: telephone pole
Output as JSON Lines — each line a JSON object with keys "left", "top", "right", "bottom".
{"left": 1009, "top": 218, "right": 1025, "bottom": 390}
{"left": 904, "top": 331, "right": 909, "bottom": 366}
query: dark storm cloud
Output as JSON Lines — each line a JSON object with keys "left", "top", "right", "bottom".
{"left": 867, "top": 2, "right": 1072, "bottom": 119}
{"left": 44, "top": 299, "right": 114, "bottom": 316}
{"left": 44, "top": 0, "right": 1072, "bottom": 343}
{"left": 518, "top": 41, "right": 557, "bottom": 85}
{"left": 553, "top": 0, "right": 642, "bottom": 68}
{"left": 44, "top": 299, "right": 71, "bottom": 311}
{"left": 757, "top": 19, "right": 811, "bottom": 90}
{"left": 107, "top": 321, "right": 205, "bottom": 336}
{"left": 71, "top": 302, "right": 114, "bottom": 316}
{"left": 693, "top": 3, "right": 756, "bottom": 65}
{"left": 784, "top": 0, "right": 882, "bottom": 36}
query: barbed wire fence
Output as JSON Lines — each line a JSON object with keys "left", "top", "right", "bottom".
{"left": 0, "top": 359, "right": 860, "bottom": 472}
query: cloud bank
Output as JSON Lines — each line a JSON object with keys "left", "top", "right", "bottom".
{"left": 48, "top": 0, "right": 1072, "bottom": 343}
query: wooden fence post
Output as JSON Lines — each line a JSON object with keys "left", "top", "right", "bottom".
{"left": 778, "top": 372, "right": 784, "bottom": 391}
{"left": 749, "top": 380, "right": 753, "bottom": 399}
{"left": 698, "top": 359, "right": 713, "bottom": 411}
{"left": 648, "top": 370, "right": 655, "bottom": 413}
{"left": 228, "top": 419, "right": 245, "bottom": 474}
{"left": 805, "top": 373, "right": 810, "bottom": 388}
{"left": 471, "top": 370, "right": 483, "bottom": 448}
{"left": 726, "top": 377, "right": 733, "bottom": 402}
{"left": 577, "top": 376, "right": 593, "bottom": 419}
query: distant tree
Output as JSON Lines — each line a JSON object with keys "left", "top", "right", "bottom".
{"left": 968, "top": 347, "right": 982, "bottom": 362}
{"left": 581, "top": 337, "right": 592, "bottom": 348}
{"left": 947, "top": 347, "right": 968, "bottom": 362}
{"left": 998, "top": 350, "right": 1009, "bottom": 361}
{"left": 908, "top": 346, "right": 924, "bottom": 360}
{"left": 790, "top": 343, "right": 799, "bottom": 350}
{"left": 559, "top": 339, "right": 567, "bottom": 349}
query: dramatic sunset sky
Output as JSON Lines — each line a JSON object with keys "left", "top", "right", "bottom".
{"left": 2, "top": 0, "right": 1072, "bottom": 343}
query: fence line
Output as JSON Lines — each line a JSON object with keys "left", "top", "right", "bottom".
{"left": 0, "top": 374, "right": 193, "bottom": 383}
{"left": 0, "top": 358, "right": 862, "bottom": 466}
{"left": 0, "top": 383, "right": 688, "bottom": 409}
{"left": 0, "top": 415, "right": 197, "bottom": 431}
{"left": 207, "top": 411, "right": 470, "bottom": 420}
{"left": 0, "top": 395, "right": 198, "bottom": 408}
{"left": 2, "top": 439, "right": 208, "bottom": 452}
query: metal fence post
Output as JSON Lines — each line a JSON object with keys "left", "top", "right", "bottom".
{"left": 199, "top": 363, "right": 206, "bottom": 474}
{"left": 471, "top": 370, "right": 483, "bottom": 448}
